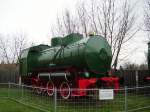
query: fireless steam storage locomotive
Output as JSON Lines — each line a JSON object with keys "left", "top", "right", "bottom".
{"left": 19, "top": 33, "right": 119, "bottom": 99}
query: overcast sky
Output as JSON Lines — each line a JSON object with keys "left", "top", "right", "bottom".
{"left": 0, "top": 0, "right": 148, "bottom": 65}
{"left": 0, "top": 0, "right": 77, "bottom": 44}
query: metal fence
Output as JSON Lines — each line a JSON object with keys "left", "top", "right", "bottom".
{"left": 0, "top": 83, "right": 150, "bottom": 112}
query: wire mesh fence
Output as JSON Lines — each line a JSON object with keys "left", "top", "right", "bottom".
{"left": 125, "top": 86, "right": 150, "bottom": 112}
{"left": 56, "top": 88, "right": 126, "bottom": 112}
{"left": 0, "top": 83, "right": 150, "bottom": 112}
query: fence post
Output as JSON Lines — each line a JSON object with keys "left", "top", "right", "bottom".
{"left": 21, "top": 84, "right": 24, "bottom": 99}
{"left": 8, "top": 82, "right": 10, "bottom": 98}
{"left": 135, "top": 70, "right": 139, "bottom": 87}
{"left": 135, "top": 70, "right": 139, "bottom": 94}
{"left": 125, "top": 86, "right": 128, "bottom": 112}
{"left": 54, "top": 88, "right": 57, "bottom": 112}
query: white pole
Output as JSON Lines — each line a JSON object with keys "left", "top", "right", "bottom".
{"left": 19, "top": 76, "right": 22, "bottom": 85}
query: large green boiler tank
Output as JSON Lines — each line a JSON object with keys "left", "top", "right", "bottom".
{"left": 20, "top": 33, "right": 112, "bottom": 78}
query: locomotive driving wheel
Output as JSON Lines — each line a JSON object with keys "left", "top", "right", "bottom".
{"left": 36, "top": 82, "right": 43, "bottom": 94}
{"left": 47, "top": 81, "right": 54, "bottom": 96}
{"left": 60, "top": 82, "right": 70, "bottom": 99}
{"left": 32, "top": 81, "right": 37, "bottom": 92}
{"left": 31, "top": 78, "right": 39, "bottom": 93}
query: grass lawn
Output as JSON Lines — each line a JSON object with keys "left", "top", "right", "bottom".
{"left": 0, "top": 85, "right": 150, "bottom": 112}
{"left": 0, "top": 98, "right": 44, "bottom": 112}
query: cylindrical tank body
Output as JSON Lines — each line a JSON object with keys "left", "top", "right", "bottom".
{"left": 27, "top": 34, "right": 112, "bottom": 78}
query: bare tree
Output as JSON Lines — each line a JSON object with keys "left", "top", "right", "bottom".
{"left": 0, "top": 35, "right": 10, "bottom": 64}
{"left": 51, "top": 0, "right": 138, "bottom": 69}
{"left": 11, "top": 32, "right": 27, "bottom": 63}
{"left": 51, "top": 9, "right": 79, "bottom": 37}
{"left": 0, "top": 32, "right": 27, "bottom": 64}
{"left": 144, "top": 0, "right": 150, "bottom": 38}
{"left": 89, "top": 0, "right": 138, "bottom": 69}
{"left": 77, "top": 3, "right": 90, "bottom": 37}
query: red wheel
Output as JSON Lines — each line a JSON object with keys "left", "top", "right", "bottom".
{"left": 36, "top": 82, "right": 43, "bottom": 94}
{"left": 31, "top": 79, "right": 38, "bottom": 92}
{"left": 60, "top": 82, "right": 70, "bottom": 99}
{"left": 47, "top": 81, "right": 54, "bottom": 96}
{"left": 32, "top": 82, "right": 37, "bottom": 92}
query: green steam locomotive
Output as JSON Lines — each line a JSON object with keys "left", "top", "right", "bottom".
{"left": 19, "top": 33, "right": 118, "bottom": 99}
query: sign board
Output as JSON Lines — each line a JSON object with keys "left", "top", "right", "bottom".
{"left": 99, "top": 89, "right": 114, "bottom": 100}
